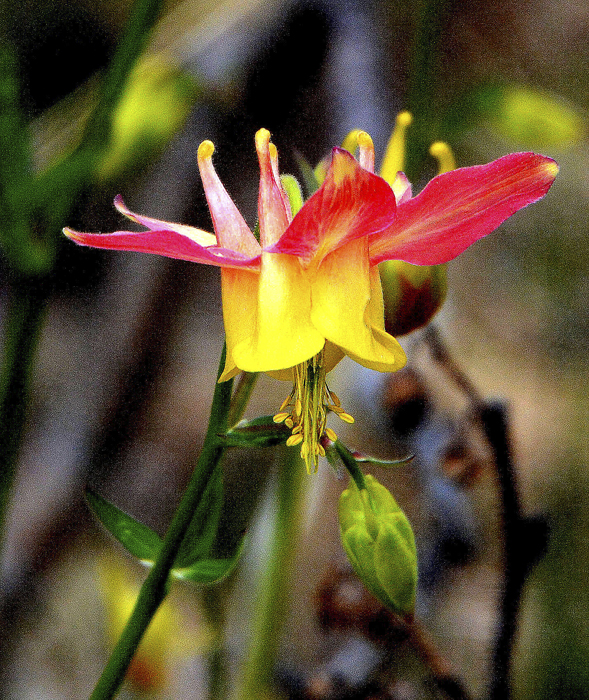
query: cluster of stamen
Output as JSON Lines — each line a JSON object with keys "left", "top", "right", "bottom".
{"left": 273, "top": 351, "right": 354, "bottom": 473}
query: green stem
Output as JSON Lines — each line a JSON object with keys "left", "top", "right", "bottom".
{"left": 90, "top": 347, "right": 234, "bottom": 700}
{"left": 0, "top": 275, "right": 50, "bottom": 549}
{"left": 202, "top": 369, "right": 259, "bottom": 700}
{"left": 228, "top": 372, "right": 259, "bottom": 426}
{"left": 201, "top": 584, "right": 230, "bottom": 700}
{"left": 333, "top": 439, "right": 367, "bottom": 491}
{"left": 232, "top": 447, "right": 307, "bottom": 700}
{"left": 405, "top": 0, "right": 448, "bottom": 182}
{"left": 81, "top": 0, "right": 165, "bottom": 152}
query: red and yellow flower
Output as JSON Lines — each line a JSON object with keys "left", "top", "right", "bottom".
{"left": 64, "top": 122, "right": 557, "bottom": 470}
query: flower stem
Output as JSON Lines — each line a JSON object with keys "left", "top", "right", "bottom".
{"left": 333, "top": 439, "right": 367, "bottom": 491}
{"left": 90, "top": 346, "right": 234, "bottom": 700}
{"left": 232, "top": 447, "right": 307, "bottom": 700}
{"left": 228, "top": 372, "right": 259, "bottom": 426}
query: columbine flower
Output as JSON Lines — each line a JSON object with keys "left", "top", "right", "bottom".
{"left": 64, "top": 124, "right": 557, "bottom": 471}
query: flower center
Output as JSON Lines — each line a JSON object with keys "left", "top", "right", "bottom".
{"left": 273, "top": 350, "right": 354, "bottom": 473}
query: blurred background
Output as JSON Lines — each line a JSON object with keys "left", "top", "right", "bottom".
{"left": 0, "top": 0, "right": 587, "bottom": 697}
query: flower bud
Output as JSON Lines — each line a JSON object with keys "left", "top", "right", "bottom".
{"left": 98, "top": 56, "right": 200, "bottom": 181}
{"left": 379, "top": 259, "right": 447, "bottom": 336}
{"left": 479, "top": 84, "right": 585, "bottom": 149}
{"left": 339, "top": 474, "right": 417, "bottom": 617}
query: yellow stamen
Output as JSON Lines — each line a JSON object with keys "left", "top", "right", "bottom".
{"left": 429, "top": 141, "right": 456, "bottom": 174}
{"left": 273, "top": 350, "right": 355, "bottom": 473}
{"left": 325, "top": 428, "right": 338, "bottom": 442}
{"left": 338, "top": 412, "right": 355, "bottom": 424}
{"left": 329, "top": 391, "right": 342, "bottom": 407}
{"left": 286, "top": 434, "right": 304, "bottom": 447}
{"left": 380, "top": 111, "right": 413, "bottom": 186}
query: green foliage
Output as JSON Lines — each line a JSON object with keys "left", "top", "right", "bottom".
{"left": 174, "top": 466, "right": 223, "bottom": 568}
{"left": 86, "top": 481, "right": 243, "bottom": 585}
{"left": 295, "top": 153, "right": 321, "bottom": 196}
{"left": 353, "top": 453, "right": 415, "bottom": 468}
{"left": 86, "top": 489, "right": 163, "bottom": 561}
{"left": 280, "top": 174, "right": 304, "bottom": 217}
{"left": 476, "top": 83, "right": 585, "bottom": 149}
{"left": 221, "top": 416, "right": 290, "bottom": 448}
{"left": 98, "top": 57, "right": 201, "bottom": 181}
{"left": 0, "top": 43, "right": 46, "bottom": 274}
{"left": 172, "top": 540, "right": 245, "bottom": 585}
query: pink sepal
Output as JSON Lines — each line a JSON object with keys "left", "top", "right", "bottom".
{"left": 369, "top": 152, "right": 558, "bottom": 265}
{"left": 63, "top": 228, "right": 261, "bottom": 270}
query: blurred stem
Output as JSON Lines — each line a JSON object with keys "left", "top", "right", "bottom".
{"left": 0, "top": 42, "right": 46, "bottom": 275}
{"left": 425, "top": 328, "right": 543, "bottom": 698}
{"left": 481, "top": 402, "right": 523, "bottom": 700}
{"left": 0, "top": 275, "right": 49, "bottom": 549}
{"left": 405, "top": 0, "right": 448, "bottom": 182}
{"left": 233, "top": 447, "right": 307, "bottom": 700}
{"left": 202, "top": 584, "right": 231, "bottom": 700}
{"left": 81, "top": 0, "right": 164, "bottom": 151}
{"left": 32, "top": 0, "right": 165, "bottom": 229}
{"left": 406, "top": 620, "right": 473, "bottom": 700}
{"left": 90, "top": 346, "right": 234, "bottom": 700}
{"left": 423, "top": 326, "right": 484, "bottom": 407}
{"left": 0, "top": 0, "right": 166, "bottom": 549}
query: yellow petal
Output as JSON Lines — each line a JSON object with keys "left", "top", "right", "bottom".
{"left": 232, "top": 253, "right": 325, "bottom": 373}
{"left": 309, "top": 239, "right": 406, "bottom": 372}
{"left": 219, "top": 268, "right": 260, "bottom": 381}
{"left": 266, "top": 342, "right": 345, "bottom": 380}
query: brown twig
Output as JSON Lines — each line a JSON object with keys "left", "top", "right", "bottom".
{"left": 423, "top": 327, "right": 548, "bottom": 700}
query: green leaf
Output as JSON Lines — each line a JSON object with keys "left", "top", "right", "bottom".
{"left": 280, "top": 174, "right": 304, "bottom": 216}
{"left": 221, "top": 416, "right": 290, "bottom": 448}
{"left": 354, "top": 454, "right": 415, "bottom": 468}
{"left": 172, "top": 537, "right": 245, "bottom": 584}
{"left": 0, "top": 43, "right": 48, "bottom": 274}
{"left": 295, "top": 152, "right": 320, "bottom": 196}
{"left": 173, "top": 466, "right": 223, "bottom": 569}
{"left": 86, "top": 489, "right": 162, "bottom": 561}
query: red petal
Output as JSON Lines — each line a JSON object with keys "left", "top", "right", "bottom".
{"left": 63, "top": 228, "right": 261, "bottom": 270}
{"left": 369, "top": 153, "right": 558, "bottom": 265}
{"left": 269, "top": 148, "right": 397, "bottom": 265}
